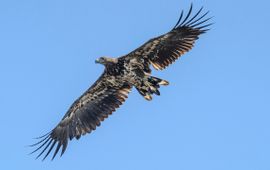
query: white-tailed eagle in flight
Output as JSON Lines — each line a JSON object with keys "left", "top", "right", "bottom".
{"left": 30, "top": 4, "right": 212, "bottom": 160}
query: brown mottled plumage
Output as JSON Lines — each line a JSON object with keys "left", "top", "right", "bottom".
{"left": 30, "top": 4, "right": 211, "bottom": 160}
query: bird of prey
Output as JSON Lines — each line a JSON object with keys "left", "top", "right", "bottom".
{"left": 30, "top": 4, "right": 211, "bottom": 160}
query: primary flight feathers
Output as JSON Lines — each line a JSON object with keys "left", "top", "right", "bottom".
{"left": 30, "top": 4, "right": 212, "bottom": 160}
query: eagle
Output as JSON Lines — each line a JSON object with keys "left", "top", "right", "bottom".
{"left": 30, "top": 4, "right": 211, "bottom": 160}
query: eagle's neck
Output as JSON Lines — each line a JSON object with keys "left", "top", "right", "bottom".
{"left": 105, "top": 58, "right": 118, "bottom": 64}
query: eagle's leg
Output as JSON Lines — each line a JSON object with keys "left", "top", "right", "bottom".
{"left": 135, "top": 76, "right": 169, "bottom": 101}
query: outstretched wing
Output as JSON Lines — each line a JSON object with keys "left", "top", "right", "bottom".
{"left": 126, "top": 4, "right": 212, "bottom": 70}
{"left": 30, "top": 73, "right": 132, "bottom": 160}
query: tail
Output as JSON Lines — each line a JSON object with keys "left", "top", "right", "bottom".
{"left": 136, "top": 76, "right": 169, "bottom": 101}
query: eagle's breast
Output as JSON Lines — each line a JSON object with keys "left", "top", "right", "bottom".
{"left": 105, "top": 59, "right": 126, "bottom": 76}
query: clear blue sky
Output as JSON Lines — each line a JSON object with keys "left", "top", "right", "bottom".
{"left": 1, "top": 0, "right": 270, "bottom": 169}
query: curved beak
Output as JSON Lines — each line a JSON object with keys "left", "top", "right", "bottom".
{"left": 95, "top": 59, "right": 100, "bottom": 64}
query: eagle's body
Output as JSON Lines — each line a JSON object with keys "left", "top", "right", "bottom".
{"left": 98, "top": 56, "right": 169, "bottom": 100}
{"left": 31, "top": 4, "right": 211, "bottom": 160}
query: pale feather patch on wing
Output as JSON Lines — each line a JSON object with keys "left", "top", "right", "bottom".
{"left": 150, "top": 60, "right": 163, "bottom": 70}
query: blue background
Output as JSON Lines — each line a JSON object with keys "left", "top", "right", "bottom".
{"left": 1, "top": 0, "right": 270, "bottom": 169}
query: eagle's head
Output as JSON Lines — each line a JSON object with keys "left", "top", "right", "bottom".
{"left": 95, "top": 57, "right": 118, "bottom": 66}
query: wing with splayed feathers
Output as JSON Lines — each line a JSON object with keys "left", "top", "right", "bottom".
{"left": 30, "top": 73, "right": 132, "bottom": 160}
{"left": 125, "top": 4, "right": 212, "bottom": 70}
